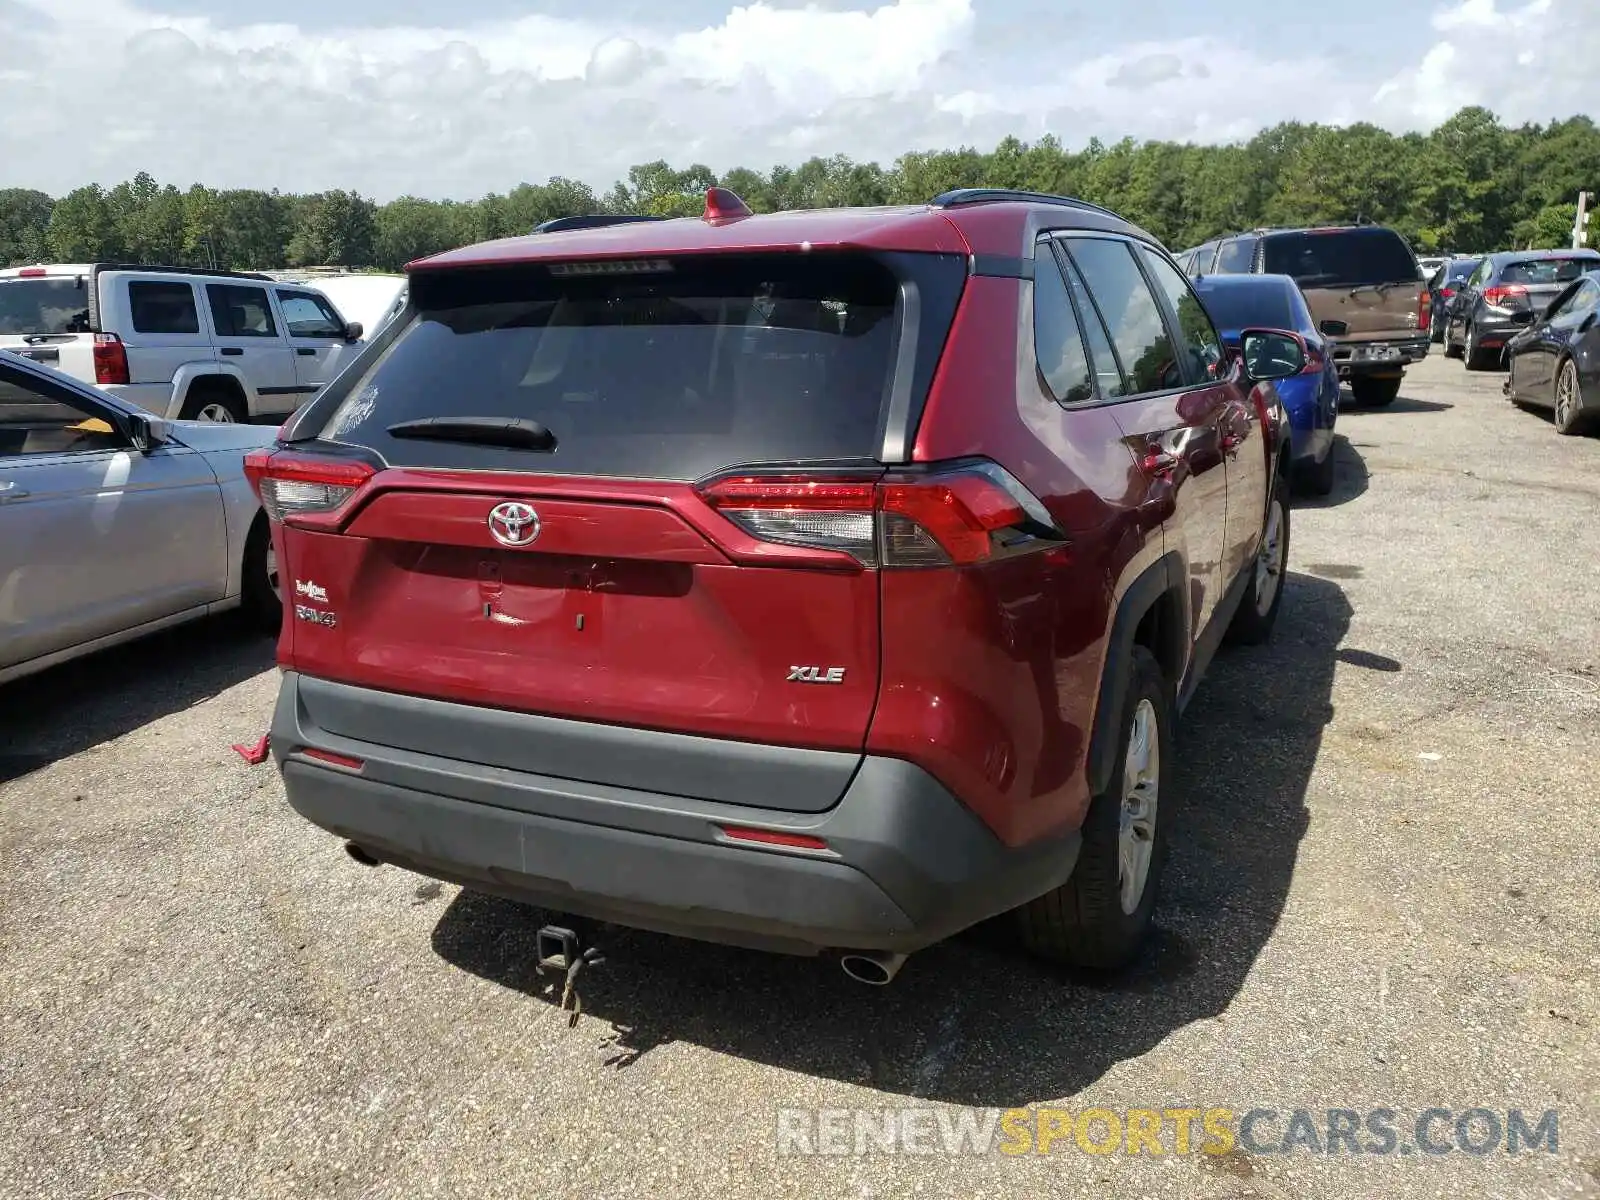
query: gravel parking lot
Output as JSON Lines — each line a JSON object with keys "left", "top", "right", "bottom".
{"left": 2, "top": 353, "right": 1596, "bottom": 1200}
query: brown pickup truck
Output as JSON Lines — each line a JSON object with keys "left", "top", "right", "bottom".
{"left": 1181, "top": 225, "right": 1429, "bottom": 407}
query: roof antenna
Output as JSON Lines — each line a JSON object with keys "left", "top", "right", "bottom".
{"left": 703, "top": 186, "right": 753, "bottom": 223}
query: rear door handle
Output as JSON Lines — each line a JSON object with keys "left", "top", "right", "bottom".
{"left": 220, "top": 347, "right": 243, "bottom": 356}
{"left": 296, "top": 347, "right": 316, "bottom": 356}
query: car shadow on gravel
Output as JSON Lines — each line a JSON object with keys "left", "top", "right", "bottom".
{"left": 432, "top": 572, "right": 1350, "bottom": 1106}
{"left": 1363, "top": 395, "right": 1454, "bottom": 414}
{"left": 1296, "top": 435, "right": 1368, "bottom": 509}
{"left": 0, "top": 618, "right": 274, "bottom": 785}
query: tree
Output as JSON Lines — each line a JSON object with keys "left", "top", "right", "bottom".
{"left": 288, "top": 190, "right": 378, "bottom": 267}
{"left": 376, "top": 196, "right": 456, "bottom": 270}
{"left": 47, "top": 185, "right": 121, "bottom": 261}
{"left": 0, "top": 189, "right": 54, "bottom": 265}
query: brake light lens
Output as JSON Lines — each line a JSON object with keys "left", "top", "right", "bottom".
{"left": 243, "top": 449, "right": 375, "bottom": 523}
{"left": 17, "top": 267, "right": 46, "bottom": 278}
{"left": 1483, "top": 284, "right": 1528, "bottom": 309}
{"left": 700, "top": 460, "right": 1061, "bottom": 568}
{"left": 1440, "top": 286, "right": 1457, "bottom": 299}
{"left": 92, "top": 333, "right": 129, "bottom": 385}
{"left": 1417, "top": 288, "right": 1431, "bottom": 331}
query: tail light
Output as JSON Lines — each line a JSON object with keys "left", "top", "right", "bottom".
{"left": 1417, "top": 288, "right": 1431, "bottom": 331}
{"left": 1483, "top": 284, "right": 1528, "bottom": 309}
{"left": 243, "top": 449, "right": 375, "bottom": 523}
{"left": 1440, "top": 286, "right": 1457, "bottom": 299}
{"left": 92, "top": 334, "right": 129, "bottom": 385}
{"left": 700, "top": 460, "right": 1063, "bottom": 568}
{"left": 17, "top": 267, "right": 47, "bottom": 278}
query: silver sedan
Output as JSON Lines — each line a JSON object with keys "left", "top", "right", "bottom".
{"left": 0, "top": 351, "right": 280, "bottom": 685}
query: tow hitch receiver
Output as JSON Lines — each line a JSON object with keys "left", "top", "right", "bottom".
{"left": 537, "top": 925, "right": 606, "bottom": 1028}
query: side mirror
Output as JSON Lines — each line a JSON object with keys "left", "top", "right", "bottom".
{"left": 1319, "top": 319, "right": 1348, "bottom": 337}
{"left": 343, "top": 321, "right": 364, "bottom": 342}
{"left": 128, "top": 412, "right": 173, "bottom": 454}
{"left": 1239, "top": 328, "right": 1307, "bottom": 383}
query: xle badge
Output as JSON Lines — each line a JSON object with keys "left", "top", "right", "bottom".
{"left": 787, "top": 666, "right": 846, "bottom": 684}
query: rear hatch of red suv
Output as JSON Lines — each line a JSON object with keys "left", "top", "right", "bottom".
{"left": 255, "top": 248, "right": 968, "bottom": 813}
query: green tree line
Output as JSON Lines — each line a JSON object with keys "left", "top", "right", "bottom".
{"left": 3, "top": 107, "right": 1594, "bottom": 273}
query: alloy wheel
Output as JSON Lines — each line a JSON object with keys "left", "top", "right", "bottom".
{"left": 1118, "top": 698, "right": 1160, "bottom": 915}
{"left": 1255, "top": 496, "right": 1285, "bottom": 617}
{"left": 197, "top": 402, "right": 237, "bottom": 423}
{"left": 1555, "top": 363, "right": 1578, "bottom": 429}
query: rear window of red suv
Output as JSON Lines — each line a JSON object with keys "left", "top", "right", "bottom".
{"left": 1261, "top": 228, "right": 1418, "bottom": 289}
{"left": 317, "top": 253, "right": 901, "bottom": 480}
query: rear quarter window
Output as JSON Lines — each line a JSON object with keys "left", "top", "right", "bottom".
{"left": 315, "top": 253, "right": 904, "bottom": 480}
{"left": 129, "top": 282, "right": 200, "bottom": 335}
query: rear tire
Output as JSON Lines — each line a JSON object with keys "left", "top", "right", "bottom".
{"left": 180, "top": 386, "right": 245, "bottom": 423}
{"left": 1444, "top": 320, "right": 1463, "bottom": 359}
{"left": 1014, "top": 646, "right": 1171, "bottom": 970}
{"left": 240, "top": 517, "right": 282, "bottom": 635}
{"left": 1349, "top": 375, "right": 1401, "bottom": 407}
{"left": 1554, "top": 359, "right": 1594, "bottom": 436}
{"left": 1463, "top": 325, "right": 1495, "bottom": 371}
{"left": 1226, "top": 472, "right": 1290, "bottom": 647}
{"left": 1299, "top": 445, "right": 1336, "bottom": 497}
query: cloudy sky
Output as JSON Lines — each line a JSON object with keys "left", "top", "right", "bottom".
{"left": 1, "top": 0, "right": 1596, "bottom": 200}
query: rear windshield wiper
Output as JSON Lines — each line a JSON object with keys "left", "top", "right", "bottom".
{"left": 386, "top": 416, "right": 557, "bottom": 452}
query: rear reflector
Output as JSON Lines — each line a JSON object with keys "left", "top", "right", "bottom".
{"left": 701, "top": 459, "right": 1060, "bottom": 568}
{"left": 300, "top": 747, "right": 365, "bottom": 771}
{"left": 717, "top": 825, "right": 831, "bottom": 851}
{"left": 243, "top": 449, "right": 376, "bottom": 523}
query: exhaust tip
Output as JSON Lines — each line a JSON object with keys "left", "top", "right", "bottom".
{"left": 344, "top": 841, "right": 381, "bottom": 867}
{"left": 840, "top": 951, "right": 906, "bottom": 986}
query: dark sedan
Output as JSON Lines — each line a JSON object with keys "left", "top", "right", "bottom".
{"left": 1427, "top": 257, "right": 1481, "bottom": 343}
{"left": 1445, "top": 249, "right": 1600, "bottom": 370}
{"left": 1503, "top": 268, "right": 1600, "bottom": 436}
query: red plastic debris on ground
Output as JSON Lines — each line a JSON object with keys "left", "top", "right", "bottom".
{"left": 231, "top": 733, "right": 271, "bottom": 765}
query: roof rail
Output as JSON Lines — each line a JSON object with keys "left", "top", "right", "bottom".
{"left": 929, "top": 188, "right": 1125, "bottom": 222}
{"left": 90, "top": 262, "right": 276, "bottom": 282}
{"left": 532, "top": 214, "right": 667, "bottom": 234}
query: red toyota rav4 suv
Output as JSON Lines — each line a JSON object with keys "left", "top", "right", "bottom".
{"left": 250, "top": 188, "right": 1300, "bottom": 983}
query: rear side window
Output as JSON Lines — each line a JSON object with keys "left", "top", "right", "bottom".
{"left": 1194, "top": 281, "right": 1295, "bottom": 334}
{"left": 1062, "top": 238, "right": 1181, "bottom": 395}
{"left": 207, "top": 285, "right": 278, "bottom": 338}
{"left": 1500, "top": 257, "right": 1600, "bottom": 285}
{"left": 317, "top": 254, "right": 902, "bottom": 480}
{"left": 128, "top": 282, "right": 199, "bottom": 335}
{"left": 0, "top": 278, "right": 90, "bottom": 335}
{"left": 1262, "top": 229, "right": 1417, "bottom": 288}
{"left": 1033, "top": 249, "right": 1094, "bottom": 405}
{"left": 1214, "top": 238, "right": 1256, "bottom": 274}
{"left": 1140, "top": 249, "right": 1223, "bottom": 382}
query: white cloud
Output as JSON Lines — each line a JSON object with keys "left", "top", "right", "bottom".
{"left": 1373, "top": 0, "right": 1599, "bottom": 128}
{"left": 0, "top": 0, "right": 1594, "bottom": 201}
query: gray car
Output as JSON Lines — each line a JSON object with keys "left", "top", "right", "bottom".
{"left": 1444, "top": 249, "right": 1600, "bottom": 370}
{"left": 0, "top": 351, "right": 280, "bottom": 685}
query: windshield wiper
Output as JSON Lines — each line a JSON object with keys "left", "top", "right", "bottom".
{"left": 386, "top": 416, "right": 557, "bottom": 452}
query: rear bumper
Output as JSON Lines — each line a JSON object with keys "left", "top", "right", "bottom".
{"left": 1334, "top": 336, "right": 1429, "bottom": 378}
{"left": 270, "top": 672, "right": 1080, "bottom": 955}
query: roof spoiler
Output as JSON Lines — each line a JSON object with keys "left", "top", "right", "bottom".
{"left": 531, "top": 214, "right": 667, "bottom": 234}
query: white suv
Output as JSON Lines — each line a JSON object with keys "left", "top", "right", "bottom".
{"left": 0, "top": 264, "right": 365, "bottom": 422}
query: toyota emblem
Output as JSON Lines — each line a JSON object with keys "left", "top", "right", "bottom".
{"left": 487, "top": 501, "right": 540, "bottom": 548}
